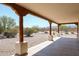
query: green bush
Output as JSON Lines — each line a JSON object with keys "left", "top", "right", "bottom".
{"left": 65, "top": 32, "right": 69, "bottom": 34}
{"left": 24, "top": 26, "right": 39, "bottom": 36}
{"left": 0, "top": 16, "right": 19, "bottom": 38}
{"left": 71, "top": 32, "right": 74, "bottom": 34}
{"left": 3, "top": 32, "right": 17, "bottom": 38}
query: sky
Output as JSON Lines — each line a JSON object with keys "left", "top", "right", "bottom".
{"left": 0, "top": 4, "right": 77, "bottom": 28}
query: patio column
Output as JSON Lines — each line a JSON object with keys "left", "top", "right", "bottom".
{"left": 58, "top": 24, "right": 61, "bottom": 36}
{"left": 15, "top": 14, "right": 28, "bottom": 56}
{"left": 3, "top": 3, "right": 29, "bottom": 56}
{"left": 76, "top": 23, "right": 79, "bottom": 39}
{"left": 48, "top": 21, "right": 53, "bottom": 41}
{"left": 78, "top": 22, "right": 79, "bottom": 40}
{"left": 19, "top": 15, "right": 23, "bottom": 42}
{"left": 14, "top": 11, "right": 28, "bottom": 56}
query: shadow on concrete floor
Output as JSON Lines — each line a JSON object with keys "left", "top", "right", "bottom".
{"left": 33, "top": 37, "right": 79, "bottom": 56}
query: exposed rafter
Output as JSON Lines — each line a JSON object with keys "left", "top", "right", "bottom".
{"left": 3, "top": 3, "right": 79, "bottom": 25}
{"left": 3, "top": 3, "right": 58, "bottom": 24}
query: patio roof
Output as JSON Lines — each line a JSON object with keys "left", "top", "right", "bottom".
{"left": 1, "top": 3, "right": 79, "bottom": 56}
{"left": 17, "top": 3, "right": 79, "bottom": 24}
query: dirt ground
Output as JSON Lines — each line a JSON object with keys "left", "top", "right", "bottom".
{"left": 0, "top": 32, "right": 77, "bottom": 56}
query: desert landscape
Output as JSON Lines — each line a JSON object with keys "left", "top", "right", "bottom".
{"left": 0, "top": 31, "right": 77, "bottom": 56}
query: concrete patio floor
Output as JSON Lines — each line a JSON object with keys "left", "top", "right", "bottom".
{"left": 28, "top": 36, "right": 79, "bottom": 56}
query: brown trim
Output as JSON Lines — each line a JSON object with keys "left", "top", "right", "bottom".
{"left": 58, "top": 22, "right": 78, "bottom": 25}
{"left": 3, "top": 3, "right": 29, "bottom": 16}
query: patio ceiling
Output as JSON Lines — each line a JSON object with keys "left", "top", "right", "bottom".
{"left": 17, "top": 3, "right": 79, "bottom": 24}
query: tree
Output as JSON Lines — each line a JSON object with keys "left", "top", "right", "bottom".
{"left": 24, "top": 26, "right": 40, "bottom": 36}
{"left": 8, "top": 26, "right": 19, "bottom": 33}
{"left": 60, "top": 25, "right": 68, "bottom": 31}
{"left": 31, "top": 26, "right": 39, "bottom": 33}
{"left": 0, "top": 16, "right": 16, "bottom": 33}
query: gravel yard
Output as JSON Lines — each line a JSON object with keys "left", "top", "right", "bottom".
{"left": 0, "top": 32, "right": 49, "bottom": 56}
{"left": 0, "top": 32, "right": 77, "bottom": 56}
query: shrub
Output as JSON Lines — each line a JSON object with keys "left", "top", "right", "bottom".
{"left": 24, "top": 26, "right": 39, "bottom": 37}
{"left": 3, "top": 32, "right": 17, "bottom": 38}
{"left": 65, "top": 32, "right": 69, "bottom": 34}
{"left": 71, "top": 32, "right": 74, "bottom": 34}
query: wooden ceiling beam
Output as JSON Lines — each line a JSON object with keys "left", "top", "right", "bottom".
{"left": 58, "top": 22, "right": 78, "bottom": 25}
{"left": 3, "top": 3, "right": 29, "bottom": 16}
{"left": 3, "top": 3, "right": 58, "bottom": 24}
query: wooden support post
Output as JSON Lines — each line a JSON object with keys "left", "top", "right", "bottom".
{"left": 48, "top": 21, "right": 53, "bottom": 41}
{"left": 75, "top": 23, "right": 79, "bottom": 40}
{"left": 58, "top": 24, "right": 61, "bottom": 36}
{"left": 15, "top": 12, "right": 28, "bottom": 56}
{"left": 76, "top": 23, "right": 79, "bottom": 39}
{"left": 15, "top": 15, "right": 28, "bottom": 56}
{"left": 58, "top": 24, "right": 60, "bottom": 33}
{"left": 77, "top": 23, "right": 78, "bottom": 38}
{"left": 49, "top": 21, "right": 52, "bottom": 35}
{"left": 78, "top": 23, "right": 79, "bottom": 40}
{"left": 19, "top": 15, "right": 23, "bottom": 42}
{"left": 4, "top": 3, "right": 29, "bottom": 56}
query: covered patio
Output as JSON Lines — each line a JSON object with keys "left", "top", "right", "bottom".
{"left": 28, "top": 36, "right": 79, "bottom": 56}
{"left": 2, "top": 3, "right": 79, "bottom": 56}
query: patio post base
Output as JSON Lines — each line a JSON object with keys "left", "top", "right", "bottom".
{"left": 15, "top": 41, "right": 28, "bottom": 56}
{"left": 48, "top": 35, "right": 53, "bottom": 41}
